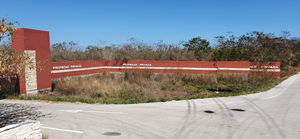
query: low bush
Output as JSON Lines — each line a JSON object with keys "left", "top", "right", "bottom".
{"left": 160, "top": 98, "right": 167, "bottom": 102}
{"left": 147, "top": 98, "right": 158, "bottom": 103}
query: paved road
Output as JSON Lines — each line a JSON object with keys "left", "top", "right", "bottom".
{"left": 1, "top": 72, "right": 300, "bottom": 139}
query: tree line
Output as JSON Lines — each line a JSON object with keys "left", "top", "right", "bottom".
{"left": 50, "top": 31, "right": 300, "bottom": 70}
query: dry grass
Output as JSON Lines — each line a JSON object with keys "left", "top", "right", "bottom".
{"left": 46, "top": 71, "right": 252, "bottom": 103}
{"left": 50, "top": 72, "right": 189, "bottom": 101}
{"left": 281, "top": 66, "right": 300, "bottom": 77}
{"left": 9, "top": 66, "right": 299, "bottom": 104}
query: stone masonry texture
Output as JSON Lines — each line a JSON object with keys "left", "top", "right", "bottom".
{"left": 24, "top": 50, "right": 37, "bottom": 94}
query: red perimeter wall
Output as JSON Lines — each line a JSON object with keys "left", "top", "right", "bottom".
{"left": 10, "top": 28, "right": 281, "bottom": 95}
{"left": 250, "top": 62, "right": 281, "bottom": 77}
{"left": 51, "top": 60, "right": 251, "bottom": 79}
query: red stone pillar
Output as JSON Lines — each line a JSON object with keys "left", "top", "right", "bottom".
{"left": 12, "top": 28, "right": 52, "bottom": 94}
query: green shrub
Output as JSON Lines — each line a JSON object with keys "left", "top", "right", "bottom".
{"left": 173, "top": 97, "right": 181, "bottom": 101}
{"left": 19, "top": 96, "right": 24, "bottom": 100}
{"left": 55, "top": 97, "right": 63, "bottom": 101}
{"left": 160, "top": 98, "right": 167, "bottom": 102}
{"left": 78, "top": 98, "right": 88, "bottom": 103}
{"left": 147, "top": 98, "right": 158, "bottom": 103}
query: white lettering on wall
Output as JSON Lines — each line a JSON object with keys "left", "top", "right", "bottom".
{"left": 122, "top": 63, "right": 152, "bottom": 66}
{"left": 53, "top": 66, "right": 69, "bottom": 69}
{"left": 261, "top": 66, "right": 279, "bottom": 69}
{"left": 122, "top": 64, "right": 138, "bottom": 66}
{"left": 250, "top": 66, "right": 279, "bottom": 69}
{"left": 139, "top": 64, "right": 152, "bottom": 66}
{"left": 53, "top": 65, "right": 82, "bottom": 69}
{"left": 71, "top": 65, "right": 82, "bottom": 68}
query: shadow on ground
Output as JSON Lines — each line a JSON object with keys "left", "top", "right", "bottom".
{"left": 0, "top": 103, "right": 51, "bottom": 128}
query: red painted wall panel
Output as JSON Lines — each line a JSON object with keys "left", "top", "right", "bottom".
{"left": 51, "top": 61, "right": 250, "bottom": 70}
{"left": 12, "top": 28, "right": 52, "bottom": 92}
{"left": 250, "top": 62, "right": 281, "bottom": 77}
{"left": 51, "top": 61, "right": 251, "bottom": 79}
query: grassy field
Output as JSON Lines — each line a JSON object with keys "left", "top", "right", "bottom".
{"left": 7, "top": 67, "right": 300, "bottom": 104}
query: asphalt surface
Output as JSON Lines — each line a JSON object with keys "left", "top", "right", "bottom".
{"left": 1, "top": 72, "right": 300, "bottom": 139}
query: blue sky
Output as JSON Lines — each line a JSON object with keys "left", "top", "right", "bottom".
{"left": 1, "top": 0, "right": 299, "bottom": 47}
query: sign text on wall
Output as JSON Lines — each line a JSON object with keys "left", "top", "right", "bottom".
{"left": 122, "top": 63, "right": 152, "bottom": 66}
{"left": 53, "top": 65, "right": 82, "bottom": 69}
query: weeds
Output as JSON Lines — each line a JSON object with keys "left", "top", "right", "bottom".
{"left": 7, "top": 67, "right": 300, "bottom": 104}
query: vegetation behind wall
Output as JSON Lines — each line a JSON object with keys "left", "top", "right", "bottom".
{"left": 50, "top": 31, "right": 300, "bottom": 72}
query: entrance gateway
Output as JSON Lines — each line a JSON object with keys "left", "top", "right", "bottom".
{"left": 12, "top": 28, "right": 51, "bottom": 95}
{"left": 11, "top": 28, "right": 280, "bottom": 95}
